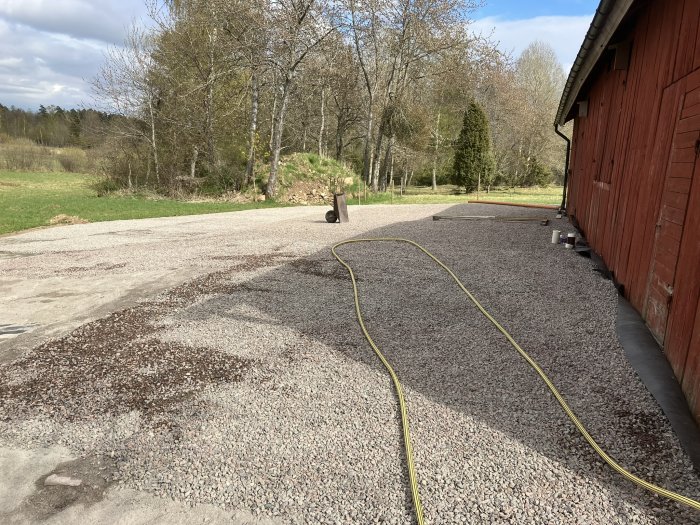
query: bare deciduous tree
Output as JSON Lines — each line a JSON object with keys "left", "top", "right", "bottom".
{"left": 92, "top": 25, "right": 161, "bottom": 184}
{"left": 90, "top": 0, "right": 567, "bottom": 198}
{"left": 265, "top": 0, "right": 336, "bottom": 198}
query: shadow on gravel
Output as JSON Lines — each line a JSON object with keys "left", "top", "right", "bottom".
{"left": 175, "top": 203, "right": 698, "bottom": 523}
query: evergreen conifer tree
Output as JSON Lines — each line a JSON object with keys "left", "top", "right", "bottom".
{"left": 452, "top": 100, "right": 495, "bottom": 192}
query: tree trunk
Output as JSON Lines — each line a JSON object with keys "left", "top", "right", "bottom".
{"left": 318, "top": 87, "right": 325, "bottom": 156}
{"left": 190, "top": 146, "right": 199, "bottom": 178}
{"left": 148, "top": 93, "right": 159, "bottom": 184}
{"left": 351, "top": 3, "right": 375, "bottom": 186}
{"left": 379, "top": 136, "right": 392, "bottom": 192}
{"left": 245, "top": 72, "right": 259, "bottom": 186}
{"left": 361, "top": 104, "right": 373, "bottom": 184}
{"left": 267, "top": 77, "right": 292, "bottom": 199}
{"left": 372, "top": 124, "right": 385, "bottom": 192}
{"left": 389, "top": 143, "right": 395, "bottom": 185}
{"left": 205, "top": 75, "right": 216, "bottom": 170}
{"left": 432, "top": 111, "right": 440, "bottom": 191}
{"left": 269, "top": 92, "right": 278, "bottom": 153}
{"left": 335, "top": 115, "right": 345, "bottom": 160}
{"left": 204, "top": 28, "right": 217, "bottom": 172}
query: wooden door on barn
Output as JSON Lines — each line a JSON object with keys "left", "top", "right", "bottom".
{"left": 672, "top": 155, "right": 700, "bottom": 413}
{"left": 664, "top": 70, "right": 700, "bottom": 389}
{"left": 644, "top": 75, "right": 700, "bottom": 359}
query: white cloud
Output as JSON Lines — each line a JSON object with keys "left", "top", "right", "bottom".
{"left": 470, "top": 15, "right": 593, "bottom": 72}
{"left": 0, "top": 6, "right": 595, "bottom": 111}
{"left": 0, "top": 0, "right": 145, "bottom": 44}
{"left": 0, "top": 0, "right": 148, "bottom": 109}
{"left": 0, "top": 19, "right": 110, "bottom": 108}
{"left": 0, "top": 57, "right": 22, "bottom": 67}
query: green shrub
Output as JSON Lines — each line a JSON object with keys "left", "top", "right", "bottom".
{"left": 93, "top": 177, "right": 121, "bottom": 196}
{"left": 414, "top": 167, "right": 451, "bottom": 187}
{"left": 522, "top": 157, "right": 552, "bottom": 187}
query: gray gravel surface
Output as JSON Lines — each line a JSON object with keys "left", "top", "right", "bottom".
{"left": 2, "top": 203, "right": 700, "bottom": 524}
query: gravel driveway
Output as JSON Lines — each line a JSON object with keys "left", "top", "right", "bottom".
{"left": 1, "top": 203, "right": 699, "bottom": 524}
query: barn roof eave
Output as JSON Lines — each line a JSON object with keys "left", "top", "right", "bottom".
{"left": 555, "top": 0, "right": 636, "bottom": 126}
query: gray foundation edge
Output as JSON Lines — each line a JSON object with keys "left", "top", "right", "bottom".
{"left": 616, "top": 295, "right": 700, "bottom": 473}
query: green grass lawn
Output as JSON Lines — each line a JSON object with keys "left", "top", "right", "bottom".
{"left": 0, "top": 171, "right": 563, "bottom": 235}
{"left": 355, "top": 184, "right": 563, "bottom": 206}
{"left": 0, "top": 171, "right": 278, "bottom": 235}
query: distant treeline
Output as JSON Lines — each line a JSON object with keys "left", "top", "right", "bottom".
{"left": 0, "top": 104, "right": 114, "bottom": 149}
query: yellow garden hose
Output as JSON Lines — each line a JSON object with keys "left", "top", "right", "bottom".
{"left": 331, "top": 237, "right": 700, "bottom": 525}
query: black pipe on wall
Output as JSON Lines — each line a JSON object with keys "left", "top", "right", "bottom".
{"left": 554, "top": 124, "right": 571, "bottom": 214}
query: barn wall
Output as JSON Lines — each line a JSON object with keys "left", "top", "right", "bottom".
{"left": 568, "top": 0, "right": 700, "bottom": 420}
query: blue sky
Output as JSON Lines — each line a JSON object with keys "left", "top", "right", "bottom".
{"left": 470, "top": 1, "right": 598, "bottom": 72}
{"left": 0, "top": 1, "right": 599, "bottom": 110}
{"left": 474, "top": 0, "right": 598, "bottom": 18}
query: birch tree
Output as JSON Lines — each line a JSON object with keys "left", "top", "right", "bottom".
{"left": 347, "top": 0, "right": 479, "bottom": 191}
{"left": 215, "top": 0, "right": 271, "bottom": 185}
{"left": 265, "top": 0, "right": 337, "bottom": 198}
{"left": 92, "top": 0, "right": 525, "bottom": 196}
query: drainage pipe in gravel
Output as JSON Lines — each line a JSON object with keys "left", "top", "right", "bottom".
{"left": 332, "top": 238, "right": 700, "bottom": 524}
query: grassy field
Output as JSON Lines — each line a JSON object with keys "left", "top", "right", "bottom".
{"left": 356, "top": 184, "right": 563, "bottom": 206}
{"left": 0, "top": 171, "right": 278, "bottom": 236}
{"left": 0, "top": 170, "right": 563, "bottom": 235}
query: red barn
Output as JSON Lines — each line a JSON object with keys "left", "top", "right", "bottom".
{"left": 556, "top": 0, "right": 700, "bottom": 420}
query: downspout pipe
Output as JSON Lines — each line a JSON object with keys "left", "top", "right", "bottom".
{"left": 554, "top": 124, "right": 571, "bottom": 214}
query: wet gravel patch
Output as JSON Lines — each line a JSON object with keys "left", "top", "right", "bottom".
{"left": 0, "top": 254, "right": 300, "bottom": 459}
{"left": 1, "top": 204, "right": 699, "bottom": 524}
{"left": 0, "top": 280, "right": 252, "bottom": 424}
{"left": 14, "top": 455, "right": 117, "bottom": 521}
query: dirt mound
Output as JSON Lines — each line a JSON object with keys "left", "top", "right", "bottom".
{"left": 281, "top": 180, "right": 333, "bottom": 205}
{"left": 49, "top": 214, "right": 88, "bottom": 225}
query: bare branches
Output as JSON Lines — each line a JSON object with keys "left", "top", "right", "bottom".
{"left": 90, "top": 0, "right": 565, "bottom": 196}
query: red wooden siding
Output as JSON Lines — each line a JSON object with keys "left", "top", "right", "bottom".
{"left": 568, "top": 0, "right": 700, "bottom": 419}
{"left": 674, "top": 161, "right": 700, "bottom": 419}
{"left": 643, "top": 84, "right": 696, "bottom": 344}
